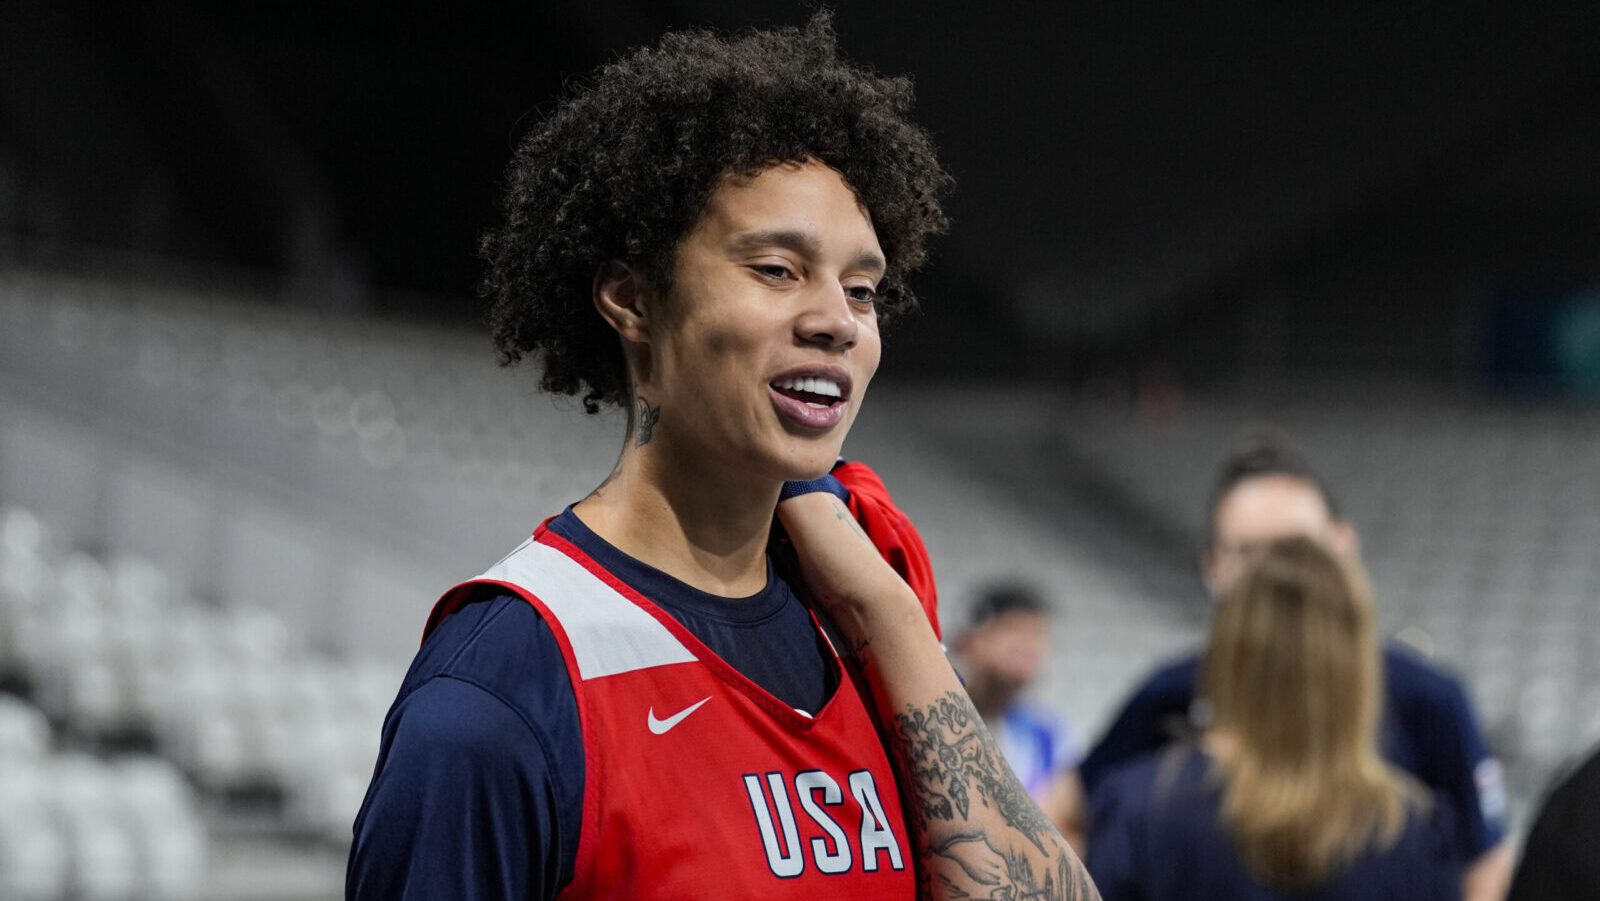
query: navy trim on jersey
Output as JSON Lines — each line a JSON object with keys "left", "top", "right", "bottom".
{"left": 349, "top": 507, "right": 838, "bottom": 900}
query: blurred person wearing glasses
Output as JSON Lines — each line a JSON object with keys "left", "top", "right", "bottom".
{"left": 1075, "top": 432, "right": 1509, "bottom": 900}
{"left": 1087, "top": 536, "right": 1461, "bottom": 900}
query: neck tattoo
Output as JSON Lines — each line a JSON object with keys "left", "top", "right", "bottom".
{"left": 634, "top": 395, "right": 661, "bottom": 447}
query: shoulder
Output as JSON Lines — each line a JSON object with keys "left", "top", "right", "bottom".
{"left": 1321, "top": 791, "right": 1462, "bottom": 900}
{"left": 1088, "top": 746, "right": 1215, "bottom": 857}
{"left": 1081, "top": 651, "right": 1203, "bottom": 787}
{"left": 1149, "top": 652, "right": 1201, "bottom": 688}
{"left": 1383, "top": 642, "right": 1465, "bottom": 699}
{"left": 1086, "top": 751, "right": 1162, "bottom": 856}
{"left": 1086, "top": 746, "right": 1228, "bottom": 890}
{"left": 1130, "top": 651, "right": 1202, "bottom": 705}
{"left": 395, "top": 587, "right": 577, "bottom": 752}
{"left": 1384, "top": 642, "right": 1479, "bottom": 716}
{"left": 1093, "top": 747, "right": 1201, "bottom": 811}
{"left": 1096, "top": 751, "right": 1165, "bottom": 797}
{"left": 1382, "top": 642, "right": 1479, "bottom": 726}
{"left": 1092, "top": 651, "right": 1203, "bottom": 733}
{"left": 382, "top": 675, "right": 545, "bottom": 772}
{"left": 355, "top": 592, "right": 580, "bottom": 901}
{"left": 409, "top": 588, "right": 567, "bottom": 686}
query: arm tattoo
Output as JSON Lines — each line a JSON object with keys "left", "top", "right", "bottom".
{"left": 888, "top": 691, "right": 1101, "bottom": 900}
{"left": 633, "top": 395, "right": 660, "bottom": 447}
{"left": 832, "top": 498, "right": 873, "bottom": 545}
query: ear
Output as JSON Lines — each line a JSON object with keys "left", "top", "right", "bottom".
{"left": 1328, "top": 518, "right": 1360, "bottom": 562}
{"left": 593, "top": 261, "right": 653, "bottom": 343}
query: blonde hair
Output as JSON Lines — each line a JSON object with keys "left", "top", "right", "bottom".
{"left": 1201, "top": 535, "right": 1417, "bottom": 889}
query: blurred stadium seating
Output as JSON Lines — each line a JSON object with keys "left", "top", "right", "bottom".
{"left": 0, "top": 515, "right": 207, "bottom": 901}
{"left": 1, "top": 266, "right": 1595, "bottom": 896}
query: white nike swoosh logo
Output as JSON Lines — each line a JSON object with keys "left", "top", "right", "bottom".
{"left": 647, "top": 696, "right": 711, "bottom": 734}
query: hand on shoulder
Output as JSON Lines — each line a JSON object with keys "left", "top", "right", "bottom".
{"left": 776, "top": 491, "right": 924, "bottom": 650}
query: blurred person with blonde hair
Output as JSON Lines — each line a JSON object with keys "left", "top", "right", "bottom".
{"left": 1076, "top": 432, "right": 1509, "bottom": 898}
{"left": 1085, "top": 536, "right": 1460, "bottom": 899}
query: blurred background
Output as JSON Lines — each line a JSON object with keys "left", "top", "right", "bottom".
{"left": 1, "top": 1, "right": 1598, "bottom": 898}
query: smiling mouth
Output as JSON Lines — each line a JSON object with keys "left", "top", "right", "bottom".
{"left": 769, "top": 375, "right": 845, "bottom": 408}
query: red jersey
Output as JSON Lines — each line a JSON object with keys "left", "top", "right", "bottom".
{"left": 422, "top": 463, "right": 939, "bottom": 898}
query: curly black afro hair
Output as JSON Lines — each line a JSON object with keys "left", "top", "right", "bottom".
{"left": 479, "top": 12, "right": 951, "bottom": 413}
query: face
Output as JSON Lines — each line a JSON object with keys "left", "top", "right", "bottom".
{"left": 960, "top": 612, "right": 1050, "bottom": 708}
{"left": 1204, "top": 474, "right": 1354, "bottom": 596}
{"left": 638, "top": 159, "right": 885, "bottom": 482}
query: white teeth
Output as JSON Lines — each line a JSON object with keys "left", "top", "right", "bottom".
{"left": 772, "top": 375, "right": 842, "bottom": 398}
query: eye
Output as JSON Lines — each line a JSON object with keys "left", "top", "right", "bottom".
{"left": 846, "top": 284, "right": 879, "bottom": 305}
{"left": 751, "top": 263, "right": 795, "bottom": 281}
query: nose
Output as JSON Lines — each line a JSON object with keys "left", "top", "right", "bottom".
{"left": 795, "top": 283, "right": 858, "bottom": 351}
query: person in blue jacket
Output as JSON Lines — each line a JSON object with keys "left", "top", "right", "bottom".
{"left": 1076, "top": 432, "right": 1510, "bottom": 900}
{"left": 1086, "top": 535, "right": 1461, "bottom": 900}
{"left": 949, "top": 583, "right": 1084, "bottom": 845}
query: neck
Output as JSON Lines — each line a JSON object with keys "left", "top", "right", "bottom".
{"left": 571, "top": 434, "right": 781, "bottom": 598}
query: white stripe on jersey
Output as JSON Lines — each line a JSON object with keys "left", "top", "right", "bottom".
{"left": 480, "top": 538, "right": 696, "bottom": 680}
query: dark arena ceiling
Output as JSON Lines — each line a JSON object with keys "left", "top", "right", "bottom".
{"left": 3, "top": 1, "right": 1598, "bottom": 378}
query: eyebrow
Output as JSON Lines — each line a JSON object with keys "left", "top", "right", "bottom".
{"left": 728, "top": 229, "right": 886, "bottom": 276}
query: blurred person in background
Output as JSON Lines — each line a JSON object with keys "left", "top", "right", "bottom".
{"left": 950, "top": 582, "right": 1085, "bottom": 848}
{"left": 1087, "top": 536, "right": 1461, "bottom": 900}
{"left": 1075, "top": 432, "right": 1511, "bottom": 900}
{"left": 347, "top": 14, "right": 1099, "bottom": 901}
{"left": 1506, "top": 740, "right": 1600, "bottom": 901}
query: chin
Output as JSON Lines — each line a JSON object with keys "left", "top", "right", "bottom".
{"left": 759, "top": 407, "right": 858, "bottom": 482}
{"left": 769, "top": 442, "right": 843, "bottom": 483}
{"left": 789, "top": 463, "right": 835, "bottom": 482}
{"left": 776, "top": 456, "right": 834, "bottom": 483}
